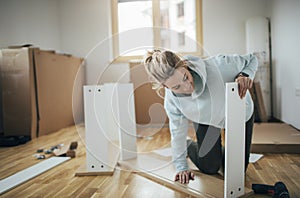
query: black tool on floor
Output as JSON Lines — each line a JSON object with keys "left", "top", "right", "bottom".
{"left": 252, "top": 181, "right": 290, "bottom": 198}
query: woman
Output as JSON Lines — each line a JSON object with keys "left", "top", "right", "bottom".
{"left": 144, "top": 50, "right": 258, "bottom": 184}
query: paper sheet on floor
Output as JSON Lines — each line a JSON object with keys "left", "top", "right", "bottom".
{"left": 249, "top": 153, "right": 263, "bottom": 163}
{"left": 152, "top": 147, "right": 172, "bottom": 157}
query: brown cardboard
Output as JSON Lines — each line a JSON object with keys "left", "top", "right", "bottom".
{"left": 0, "top": 51, "right": 3, "bottom": 134}
{"left": 0, "top": 48, "right": 37, "bottom": 138}
{"left": 28, "top": 48, "right": 38, "bottom": 138}
{"left": 33, "top": 48, "right": 84, "bottom": 136}
{"left": 251, "top": 123, "right": 300, "bottom": 153}
{"left": 53, "top": 141, "right": 78, "bottom": 158}
{"left": 0, "top": 47, "right": 84, "bottom": 138}
{"left": 129, "top": 61, "right": 168, "bottom": 125}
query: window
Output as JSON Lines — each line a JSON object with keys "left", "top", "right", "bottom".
{"left": 111, "top": 0, "right": 203, "bottom": 60}
{"left": 177, "top": 2, "right": 184, "bottom": 18}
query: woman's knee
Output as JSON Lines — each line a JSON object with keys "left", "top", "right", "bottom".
{"left": 198, "top": 160, "right": 221, "bottom": 175}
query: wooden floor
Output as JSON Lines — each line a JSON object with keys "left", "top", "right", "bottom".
{"left": 0, "top": 124, "right": 299, "bottom": 197}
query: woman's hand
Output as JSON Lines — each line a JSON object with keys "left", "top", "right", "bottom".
{"left": 174, "top": 170, "right": 195, "bottom": 184}
{"left": 235, "top": 76, "right": 253, "bottom": 99}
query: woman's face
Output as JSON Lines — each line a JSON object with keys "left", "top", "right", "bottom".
{"left": 163, "top": 67, "right": 194, "bottom": 94}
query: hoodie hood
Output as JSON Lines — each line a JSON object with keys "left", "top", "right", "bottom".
{"left": 184, "top": 55, "right": 207, "bottom": 99}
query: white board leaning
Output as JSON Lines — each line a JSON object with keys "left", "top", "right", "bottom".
{"left": 79, "top": 83, "right": 137, "bottom": 175}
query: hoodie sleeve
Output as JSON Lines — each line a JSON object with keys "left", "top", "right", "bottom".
{"left": 216, "top": 53, "right": 258, "bottom": 80}
{"left": 164, "top": 89, "right": 189, "bottom": 172}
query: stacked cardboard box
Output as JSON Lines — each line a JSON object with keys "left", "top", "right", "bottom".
{"left": 0, "top": 47, "right": 85, "bottom": 138}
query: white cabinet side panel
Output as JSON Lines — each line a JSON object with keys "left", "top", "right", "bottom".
{"left": 224, "top": 83, "right": 245, "bottom": 198}
{"left": 84, "top": 85, "right": 119, "bottom": 172}
{"left": 115, "top": 84, "right": 137, "bottom": 161}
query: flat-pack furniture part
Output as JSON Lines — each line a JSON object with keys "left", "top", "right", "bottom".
{"left": 0, "top": 157, "right": 70, "bottom": 195}
{"left": 224, "top": 82, "right": 246, "bottom": 197}
{"left": 76, "top": 83, "right": 137, "bottom": 176}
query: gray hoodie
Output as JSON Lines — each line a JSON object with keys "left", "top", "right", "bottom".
{"left": 164, "top": 53, "right": 258, "bottom": 172}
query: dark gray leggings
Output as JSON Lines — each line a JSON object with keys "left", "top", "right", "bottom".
{"left": 187, "top": 114, "right": 254, "bottom": 174}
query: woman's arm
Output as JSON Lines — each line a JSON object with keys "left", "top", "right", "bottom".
{"left": 216, "top": 53, "right": 258, "bottom": 98}
{"left": 164, "top": 90, "right": 190, "bottom": 173}
{"left": 218, "top": 53, "right": 258, "bottom": 80}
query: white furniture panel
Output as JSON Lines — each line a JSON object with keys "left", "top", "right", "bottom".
{"left": 224, "top": 83, "right": 246, "bottom": 197}
{"left": 83, "top": 83, "right": 137, "bottom": 174}
{"left": 0, "top": 157, "right": 70, "bottom": 195}
{"left": 84, "top": 85, "right": 119, "bottom": 173}
{"left": 113, "top": 84, "right": 137, "bottom": 161}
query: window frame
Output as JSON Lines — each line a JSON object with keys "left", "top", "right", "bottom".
{"left": 111, "top": 0, "right": 203, "bottom": 62}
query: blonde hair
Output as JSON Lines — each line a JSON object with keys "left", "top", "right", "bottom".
{"left": 143, "top": 50, "right": 185, "bottom": 98}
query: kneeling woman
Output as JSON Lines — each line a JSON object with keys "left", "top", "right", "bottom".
{"left": 144, "top": 50, "right": 258, "bottom": 184}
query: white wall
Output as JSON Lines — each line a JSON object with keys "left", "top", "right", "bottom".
{"left": 58, "top": 0, "right": 111, "bottom": 85}
{"left": 202, "top": 0, "right": 269, "bottom": 55}
{"left": 58, "top": 0, "right": 111, "bottom": 63}
{"left": 269, "top": 0, "right": 300, "bottom": 129}
{"left": 59, "top": 0, "right": 110, "bottom": 58}
{"left": 0, "top": 0, "right": 60, "bottom": 50}
{"left": 59, "top": 0, "right": 130, "bottom": 85}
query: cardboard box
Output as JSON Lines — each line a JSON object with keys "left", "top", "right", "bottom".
{"left": 0, "top": 51, "right": 3, "bottom": 134}
{"left": 33, "top": 48, "right": 84, "bottom": 136}
{"left": 0, "top": 47, "right": 85, "bottom": 138}
{"left": 129, "top": 61, "right": 168, "bottom": 125}
{"left": 251, "top": 123, "right": 300, "bottom": 153}
{"left": 0, "top": 48, "right": 37, "bottom": 138}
